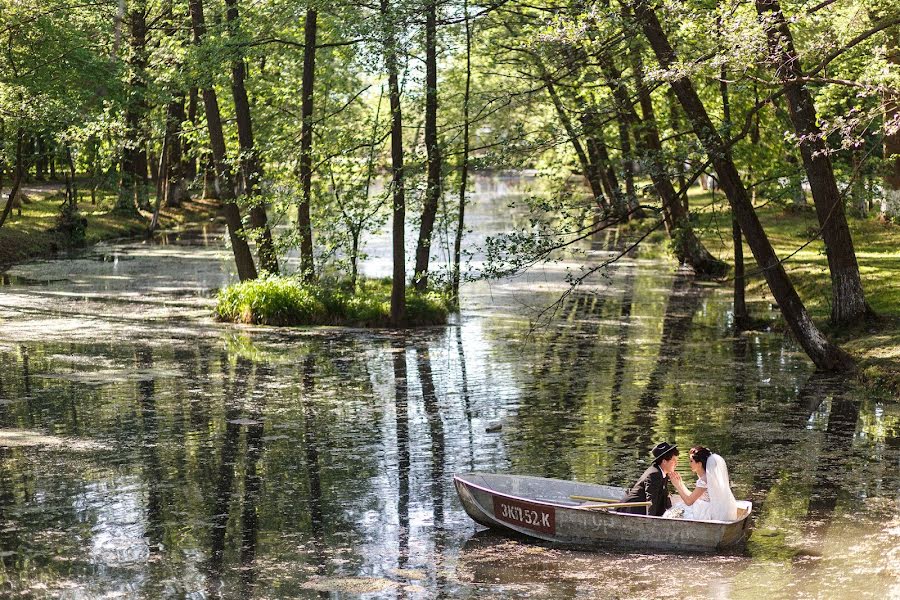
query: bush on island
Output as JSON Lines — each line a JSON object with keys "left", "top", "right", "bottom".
{"left": 215, "top": 275, "right": 450, "bottom": 327}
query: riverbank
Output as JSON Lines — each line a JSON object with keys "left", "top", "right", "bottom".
{"left": 654, "top": 189, "right": 900, "bottom": 394}
{"left": 0, "top": 183, "right": 221, "bottom": 269}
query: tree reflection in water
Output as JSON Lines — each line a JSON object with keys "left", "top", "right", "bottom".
{"left": 0, "top": 250, "right": 896, "bottom": 597}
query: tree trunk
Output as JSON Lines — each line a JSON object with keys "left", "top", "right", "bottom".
{"left": 756, "top": 0, "right": 870, "bottom": 326}
{"left": 632, "top": 0, "right": 853, "bottom": 371}
{"left": 188, "top": 0, "right": 257, "bottom": 281}
{"left": 224, "top": 0, "right": 279, "bottom": 275}
{"left": 163, "top": 95, "right": 188, "bottom": 207}
{"left": 540, "top": 68, "right": 605, "bottom": 204}
{"left": 719, "top": 44, "right": 749, "bottom": 329}
{"left": 381, "top": 0, "right": 406, "bottom": 324}
{"left": 297, "top": 7, "right": 317, "bottom": 281}
{"left": 414, "top": 0, "right": 442, "bottom": 291}
{"left": 184, "top": 87, "right": 199, "bottom": 183}
{"left": 452, "top": 0, "right": 472, "bottom": 304}
{"left": 599, "top": 38, "right": 726, "bottom": 276}
{"left": 582, "top": 112, "right": 623, "bottom": 214}
{"left": 118, "top": 0, "right": 149, "bottom": 212}
{"left": 202, "top": 156, "right": 219, "bottom": 199}
{"left": 882, "top": 26, "right": 900, "bottom": 219}
{"left": 0, "top": 129, "right": 23, "bottom": 229}
{"left": 617, "top": 117, "right": 641, "bottom": 219}
{"left": 150, "top": 133, "right": 168, "bottom": 232}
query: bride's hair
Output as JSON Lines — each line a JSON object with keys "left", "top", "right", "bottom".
{"left": 689, "top": 446, "right": 712, "bottom": 469}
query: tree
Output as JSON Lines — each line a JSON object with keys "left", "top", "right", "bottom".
{"left": 452, "top": 0, "right": 472, "bottom": 303}
{"left": 298, "top": 7, "right": 318, "bottom": 282}
{"left": 756, "top": 0, "right": 871, "bottom": 326}
{"left": 188, "top": 0, "right": 258, "bottom": 281}
{"left": 381, "top": 0, "right": 407, "bottom": 324}
{"left": 224, "top": 0, "right": 280, "bottom": 275}
{"left": 118, "top": 0, "right": 150, "bottom": 213}
{"left": 413, "top": 0, "right": 443, "bottom": 292}
{"left": 629, "top": 0, "right": 854, "bottom": 371}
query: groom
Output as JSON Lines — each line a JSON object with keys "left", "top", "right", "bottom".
{"left": 618, "top": 442, "right": 679, "bottom": 516}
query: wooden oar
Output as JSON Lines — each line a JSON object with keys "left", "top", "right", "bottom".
{"left": 576, "top": 501, "right": 651, "bottom": 510}
{"left": 569, "top": 494, "right": 624, "bottom": 503}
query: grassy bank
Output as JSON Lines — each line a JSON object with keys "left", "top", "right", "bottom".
{"left": 0, "top": 184, "right": 221, "bottom": 268}
{"left": 651, "top": 187, "right": 900, "bottom": 393}
{"left": 215, "top": 276, "right": 452, "bottom": 328}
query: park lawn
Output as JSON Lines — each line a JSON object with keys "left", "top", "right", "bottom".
{"left": 0, "top": 186, "right": 221, "bottom": 267}
{"left": 686, "top": 187, "right": 900, "bottom": 392}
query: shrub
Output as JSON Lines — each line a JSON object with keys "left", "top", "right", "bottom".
{"left": 215, "top": 276, "right": 327, "bottom": 325}
{"left": 215, "top": 275, "right": 451, "bottom": 327}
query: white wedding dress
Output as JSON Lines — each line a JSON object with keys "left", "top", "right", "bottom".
{"left": 663, "top": 454, "right": 738, "bottom": 522}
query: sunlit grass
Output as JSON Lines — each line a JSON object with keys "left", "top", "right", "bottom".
{"left": 637, "top": 184, "right": 900, "bottom": 390}
{"left": 0, "top": 184, "right": 220, "bottom": 266}
{"left": 215, "top": 275, "right": 451, "bottom": 328}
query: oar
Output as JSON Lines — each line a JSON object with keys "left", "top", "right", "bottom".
{"left": 569, "top": 494, "right": 624, "bottom": 503}
{"left": 577, "top": 501, "right": 651, "bottom": 510}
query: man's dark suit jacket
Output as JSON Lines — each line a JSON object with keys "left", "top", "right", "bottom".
{"left": 618, "top": 464, "right": 672, "bottom": 516}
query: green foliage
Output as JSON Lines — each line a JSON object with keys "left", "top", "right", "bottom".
{"left": 215, "top": 276, "right": 450, "bottom": 327}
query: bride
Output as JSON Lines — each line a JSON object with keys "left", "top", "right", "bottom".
{"left": 663, "top": 446, "right": 738, "bottom": 522}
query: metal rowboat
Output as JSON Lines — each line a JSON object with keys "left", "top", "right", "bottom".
{"left": 454, "top": 472, "right": 752, "bottom": 552}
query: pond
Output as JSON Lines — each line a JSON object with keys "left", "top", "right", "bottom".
{"left": 0, "top": 174, "right": 897, "bottom": 599}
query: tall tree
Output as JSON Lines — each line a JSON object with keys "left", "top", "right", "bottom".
{"left": 381, "top": 0, "right": 406, "bottom": 323}
{"left": 188, "top": 0, "right": 258, "bottom": 281}
{"left": 719, "top": 31, "right": 749, "bottom": 329}
{"left": 224, "top": 0, "right": 280, "bottom": 275}
{"left": 298, "top": 7, "right": 318, "bottom": 281}
{"left": 881, "top": 25, "right": 900, "bottom": 219}
{"left": 756, "top": 0, "right": 871, "bottom": 326}
{"left": 414, "top": 0, "right": 443, "bottom": 291}
{"left": 163, "top": 95, "right": 188, "bottom": 208}
{"left": 600, "top": 35, "right": 726, "bottom": 276}
{"left": 629, "top": 0, "right": 853, "bottom": 371}
{"left": 452, "top": 0, "right": 472, "bottom": 303}
{"left": 118, "top": 0, "right": 150, "bottom": 212}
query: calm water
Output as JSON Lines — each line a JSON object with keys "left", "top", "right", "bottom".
{"left": 0, "top": 175, "right": 897, "bottom": 599}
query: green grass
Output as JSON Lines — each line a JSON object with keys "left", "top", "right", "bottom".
{"left": 643, "top": 185, "right": 900, "bottom": 392}
{"left": 0, "top": 184, "right": 221, "bottom": 267}
{"left": 215, "top": 276, "right": 451, "bottom": 328}
{"left": 681, "top": 188, "right": 900, "bottom": 319}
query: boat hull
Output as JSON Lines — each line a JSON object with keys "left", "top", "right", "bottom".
{"left": 454, "top": 472, "right": 752, "bottom": 552}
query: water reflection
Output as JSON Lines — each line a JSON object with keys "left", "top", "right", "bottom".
{"left": 0, "top": 175, "right": 896, "bottom": 598}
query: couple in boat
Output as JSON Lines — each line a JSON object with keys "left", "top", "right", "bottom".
{"left": 618, "top": 442, "right": 738, "bottom": 522}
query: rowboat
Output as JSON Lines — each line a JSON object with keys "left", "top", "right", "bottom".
{"left": 453, "top": 472, "right": 752, "bottom": 552}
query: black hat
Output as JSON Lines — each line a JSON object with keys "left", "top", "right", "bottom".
{"left": 651, "top": 442, "right": 677, "bottom": 464}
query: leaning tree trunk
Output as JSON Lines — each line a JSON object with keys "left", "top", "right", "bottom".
{"left": 224, "top": 0, "right": 279, "bottom": 275}
{"left": 297, "top": 7, "right": 317, "bottom": 282}
{"left": 582, "top": 111, "right": 625, "bottom": 214}
{"left": 598, "top": 38, "right": 726, "bottom": 277}
{"left": 756, "top": 0, "right": 871, "bottom": 326}
{"left": 616, "top": 117, "right": 640, "bottom": 219}
{"left": 0, "top": 129, "right": 23, "bottom": 229}
{"left": 381, "top": 0, "right": 406, "bottom": 324}
{"left": 414, "top": 0, "right": 442, "bottom": 291}
{"left": 631, "top": 0, "right": 853, "bottom": 371}
{"left": 118, "top": 0, "right": 150, "bottom": 212}
{"left": 541, "top": 69, "right": 605, "bottom": 205}
{"left": 188, "top": 0, "right": 257, "bottom": 281}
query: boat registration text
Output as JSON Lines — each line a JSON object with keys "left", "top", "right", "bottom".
{"left": 492, "top": 496, "right": 556, "bottom": 534}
